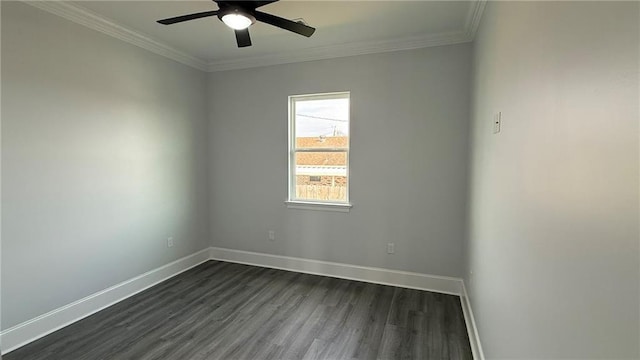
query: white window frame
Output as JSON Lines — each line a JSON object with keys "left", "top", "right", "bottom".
{"left": 286, "top": 91, "right": 352, "bottom": 212}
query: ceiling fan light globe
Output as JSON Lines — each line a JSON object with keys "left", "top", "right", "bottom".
{"left": 221, "top": 13, "right": 253, "bottom": 30}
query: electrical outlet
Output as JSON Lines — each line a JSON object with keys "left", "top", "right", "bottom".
{"left": 268, "top": 231, "right": 275, "bottom": 241}
{"left": 387, "top": 242, "right": 395, "bottom": 254}
{"left": 167, "top": 237, "right": 174, "bottom": 248}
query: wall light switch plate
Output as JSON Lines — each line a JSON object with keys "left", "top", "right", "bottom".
{"left": 493, "top": 112, "right": 502, "bottom": 134}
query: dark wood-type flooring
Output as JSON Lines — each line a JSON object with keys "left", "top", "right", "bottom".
{"left": 6, "top": 261, "right": 472, "bottom": 359}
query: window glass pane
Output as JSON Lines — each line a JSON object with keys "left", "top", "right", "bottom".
{"left": 289, "top": 92, "right": 350, "bottom": 204}
{"left": 295, "top": 98, "right": 349, "bottom": 149}
{"left": 294, "top": 151, "right": 347, "bottom": 202}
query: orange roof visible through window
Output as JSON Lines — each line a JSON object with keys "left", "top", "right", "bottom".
{"left": 295, "top": 136, "right": 348, "bottom": 166}
{"left": 296, "top": 136, "right": 348, "bottom": 149}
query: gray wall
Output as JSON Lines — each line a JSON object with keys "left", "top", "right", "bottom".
{"left": 466, "top": 2, "right": 639, "bottom": 358}
{"left": 1, "top": 2, "right": 210, "bottom": 329}
{"left": 208, "top": 44, "right": 471, "bottom": 277}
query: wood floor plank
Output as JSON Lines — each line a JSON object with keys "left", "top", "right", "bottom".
{"left": 301, "top": 338, "right": 330, "bottom": 360}
{"left": 6, "top": 261, "right": 472, "bottom": 360}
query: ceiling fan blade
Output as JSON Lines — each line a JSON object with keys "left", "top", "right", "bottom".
{"left": 235, "top": 29, "right": 252, "bottom": 47}
{"left": 253, "top": 1, "right": 279, "bottom": 8}
{"left": 157, "top": 10, "right": 219, "bottom": 25}
{"left": 254, "top": 11, "right": 315, "bottom": 37}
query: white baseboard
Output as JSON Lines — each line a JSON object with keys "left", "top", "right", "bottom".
{"left": 0, "top": 248, "right": 211, "bottom": 354}
{"left": 460, "top": 281, "right": 485, "bottom": 360}
{"left": 210, "top": 247, "right": 463, "bottom": 296}
{"left": 1, "top": 246, "right": 483, "bottom": 359}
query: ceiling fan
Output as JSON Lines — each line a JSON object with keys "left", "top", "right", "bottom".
{"left": 157, "top": 0, "right": 316, "bottom": 48}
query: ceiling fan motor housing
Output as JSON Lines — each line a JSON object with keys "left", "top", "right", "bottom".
{"left": 217, "top": 6, "right": 256, "bottom": 27}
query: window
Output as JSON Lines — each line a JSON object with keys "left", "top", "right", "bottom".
{"left": 288, "top": 92, "right": 351, "bottom": 209}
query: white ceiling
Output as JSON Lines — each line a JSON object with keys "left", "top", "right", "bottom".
{"left": 34, "top": 1, "right": 485, "bottom": 71}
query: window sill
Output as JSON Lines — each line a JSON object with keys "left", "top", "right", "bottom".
{"left": 285, "top": 201, "right": 352, "bottom": 213}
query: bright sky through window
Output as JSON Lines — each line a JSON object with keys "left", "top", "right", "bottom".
{"left": 295, "top": 98, "right": 349, "bottom": 137}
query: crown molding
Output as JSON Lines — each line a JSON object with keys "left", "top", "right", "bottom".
{"left": 23, "top": 1, "right": 209, "bottom": 71}
{"left": 207, "top": 0, "right": 487, "bottom": 72}
{"left": 464, "top": 0, "right": 487, "bottom": 40}
{"left": 207, "top": 30, "right": 470, "bottom": 72}
{"left": 22, "top": 0, "right": 486, "bottom": 73}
